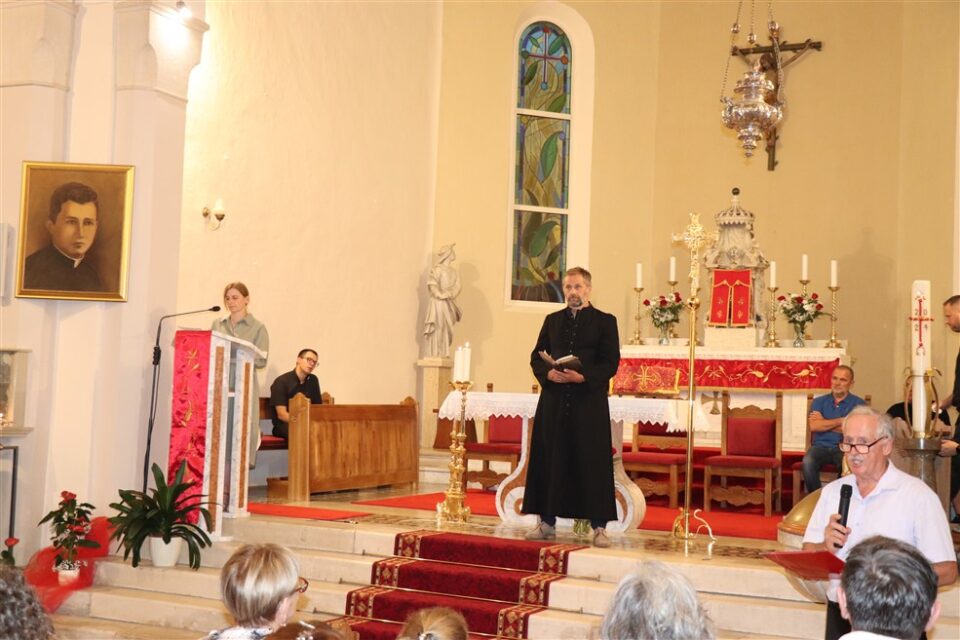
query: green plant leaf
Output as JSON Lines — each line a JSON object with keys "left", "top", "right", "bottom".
{"left": 522, "top": 60, "right": 540, "bottom": 87}
{"left": 520, "top": 212, "right": 543, "bottom": 252}
{"left": 545, "top": 94, "right": 567, "bottom": 113}
{"left": 539, "top": 132, "right": 560, "bottom": 181}
{"left": 528, "top": 220, "right": 559, "bottom": 257}
{"left": 548, "top": 35, "right": 566, "bottom": 55}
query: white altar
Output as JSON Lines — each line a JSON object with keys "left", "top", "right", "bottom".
{"left": 438, "top": 391, "right": 708, "bottom": 531}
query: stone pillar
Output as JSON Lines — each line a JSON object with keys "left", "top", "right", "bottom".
{"left": 416, "top": 357, "right": 452, "bottom": 448}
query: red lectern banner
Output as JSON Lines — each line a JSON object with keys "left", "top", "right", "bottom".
{"left": 709, "top": 269, "right": 752, "bottom": 327}
{"left": 614, "top": 356, "right": 839, "bottom": 392}
{"left": 168, "top": 330, "right": 212, "bottom": 497}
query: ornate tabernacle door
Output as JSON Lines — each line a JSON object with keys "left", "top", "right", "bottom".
{"left": 708, "top": 269, "right": 752, "bottom": 327}
{"left": 168, "top": 330, "right": 265, "bottom": 539}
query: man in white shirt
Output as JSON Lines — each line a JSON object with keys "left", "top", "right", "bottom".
{"left": 802, "top": 406, "right": 956, "bottom": 640}
{"left": 837, "top": 536, "right": 941, "bottom": 640}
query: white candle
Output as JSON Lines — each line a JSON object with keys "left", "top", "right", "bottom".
{"left": 635, "top": 263, "right": 643, "bottom": 288}
{"left": 801, "top": 254, "right": 808, "bottom": 281}
{"left": 830, "top": 260, "right": 838, "bottom": 287}
{"left": 462, "top": 342, "right": 472, "bottom": 382}
{"left": 453, "top": 346, "right": 463, "bottom": 381}
{"left": 910, "top": 281, "right": 932, "bottom": 435}
{"left": 669, "top": 257, "right": 677, "bottom": 282}
{"left": 769, "top": 261, "right": 777, "bottom": 288}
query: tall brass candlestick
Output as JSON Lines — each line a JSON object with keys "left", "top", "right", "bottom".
{"left": 825, "top": 285, "right": 841, "bottom": 348}
{"left": 765, "top": 286, "right": 779, "bottom": 347}
{"left": 671, "top": 213, "right": 716, "bottom": 542}
{"left": 437, "top": 381, "right": 472, "bottom": 523}
{"left": 668, "top": 280, "right": 680, "bottom": 338}
{"left": 630, "top": 287, "right": 645, "bottom": 345}
{"left": 799, "top": 279, "right": 811, "bottom": 339}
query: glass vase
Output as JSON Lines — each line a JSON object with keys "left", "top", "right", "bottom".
{"left": 658, "top": 325, "right": 671, "bottom": 346}
{"left": 792, "top": 323, "right": 806, "bottom": 348}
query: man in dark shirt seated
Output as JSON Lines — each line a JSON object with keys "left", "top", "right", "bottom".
{"left": 269, "top": 348, "right": 322, "bottom": 438}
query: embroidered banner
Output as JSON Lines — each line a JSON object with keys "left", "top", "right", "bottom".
{"left": 708, "top": 268, "right": 752, "bottom": 326}
{"left": 615, "top": 356, "right": 839, "bottom": 391}
{"left": 168, "top": 330, "right": 212, "bottom": 515}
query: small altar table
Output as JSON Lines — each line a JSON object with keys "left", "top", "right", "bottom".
{"left": 438, "top": 391, "right": 708, "bottom": 531}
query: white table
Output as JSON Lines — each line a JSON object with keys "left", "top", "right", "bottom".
{"left": 438, "top": 391, "right": 708, "bottom": 531}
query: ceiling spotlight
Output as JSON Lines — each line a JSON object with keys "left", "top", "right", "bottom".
{"left": 175, "top": 0, "right": 191, "bottom": 20}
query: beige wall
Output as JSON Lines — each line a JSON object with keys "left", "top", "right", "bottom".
{"left": 178, "top": 1, "right": 442, "bottom": 404}
{"left": 434, "top": 1, "right": 958, "bottom": 408}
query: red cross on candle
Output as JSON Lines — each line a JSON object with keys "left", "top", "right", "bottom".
{"left": 908, "top": 294, "right": 934, "bottom": 354}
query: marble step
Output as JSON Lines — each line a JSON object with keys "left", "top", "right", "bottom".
{"left": 50, "top": 613, "right": 199, "bottom": 639}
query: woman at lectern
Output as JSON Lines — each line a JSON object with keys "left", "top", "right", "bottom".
{"left": 211, "top": 281, "right": 269, "bottom": 463}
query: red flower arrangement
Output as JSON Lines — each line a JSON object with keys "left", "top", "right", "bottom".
{"left": 643, "top": 292, "right": 685, "bottom": 330}
{"left": 0, "top": 536, "right": 17, "bottom": 566}
{"left": 38, "top": 490, "right": 99, "bottom": 571}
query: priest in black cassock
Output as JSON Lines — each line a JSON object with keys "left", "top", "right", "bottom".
{"left": 522, "top": 266, "right": 620, "bottom": 548}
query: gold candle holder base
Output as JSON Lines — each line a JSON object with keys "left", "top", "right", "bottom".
{"left": 825, "top": 285, "right": 841, "bottom": 348}
{"left": 630, "top": 287, "right": 644, "bottom": 345}
{"left": 764, "top": 285, "right": 779, "bottom": 347}
{"left": 437, "top": 381, "right": 472, "bottom": 523}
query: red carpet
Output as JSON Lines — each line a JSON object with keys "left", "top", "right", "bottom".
{"left": 247, "top": 502, "right": 369, "bottom": 520}
{"left": 355, "top": 491, "right": 781, "bottom": 540}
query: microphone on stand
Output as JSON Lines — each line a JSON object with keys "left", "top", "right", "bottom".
{"left": 143, "top": 305, "right": 221, "bottom": 492}
{"left": 834, "top": 484, "right": 853, "bottom": 549}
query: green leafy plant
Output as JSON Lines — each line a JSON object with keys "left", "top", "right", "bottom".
{"left": 38, "top": 491, "right": 99, "bottom": 570}
{"left": 108, "top": 460, "right": 213, "bottom": 569}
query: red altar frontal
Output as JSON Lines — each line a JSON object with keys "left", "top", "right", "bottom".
{"left": 616, "top": 344, "right": 849, "bottom": 450}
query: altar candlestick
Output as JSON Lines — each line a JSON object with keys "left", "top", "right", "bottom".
{"left": 669, "top": 257, "right": 677, "bottom": 283}
{"left": 830, "top": 260, "right": 838, "bottom": 287}
{"left": 635, "top": 263, "right": 643, "bottom": 289}
{"left": 801, "top": 254, "right": 809, "bottom": 281}
{"left": 769, "top": 261, "right": 777, "bottom": 289}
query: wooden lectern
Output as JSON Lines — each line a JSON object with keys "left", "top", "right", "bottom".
{"left": 167, "top": 330, "right": 265, "bottom": 539}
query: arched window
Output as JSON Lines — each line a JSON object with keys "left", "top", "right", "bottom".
{"left": 508, "top": 9, "right": 593, "bottom": 306}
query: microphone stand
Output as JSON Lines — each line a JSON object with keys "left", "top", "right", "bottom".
{"left": 142, "top": 306, "right": 220, "bottom": 492}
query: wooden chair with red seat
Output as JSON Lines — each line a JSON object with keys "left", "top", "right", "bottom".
{"left": 704, "top": 391, "right": 783, "bottom": 517}
{"left": 789, "top": 393, "right": 870, "bottom": 506}
{"left": 617, "top": 365, "right": 687, "bottom": 508}
{"left": 258, "top": 392, "right": 334, "bottom": 451}
{"left": 463, "top": 383, "right": 533, "bottom": 489}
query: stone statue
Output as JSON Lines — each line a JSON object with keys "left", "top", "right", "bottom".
{"left": 424, "top": 244, "right": 462, "bottom": 358}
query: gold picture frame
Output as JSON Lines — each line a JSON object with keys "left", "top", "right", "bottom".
{"left": 15, "top": 161, "right": 135, "bottom": 302}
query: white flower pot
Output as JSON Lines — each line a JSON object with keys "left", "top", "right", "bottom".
{"left": 57, "top": 567, "right": 80, "bottom": 585}
{"left": 149, "top": 536, "right": 183, "bottom": 568}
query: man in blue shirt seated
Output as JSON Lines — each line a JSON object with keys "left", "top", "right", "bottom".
{"left": 803, "top": 365, "right": 865, "bottom": 492}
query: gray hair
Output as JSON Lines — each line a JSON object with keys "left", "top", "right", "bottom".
{"left": 843, "top": 405, "right": 894, "bottom": 441}
{"left": 600, "top": 561, "right": 714, "bottom": 640}
{"left": 841, "top": 536, "right": 937, "bottom": 639}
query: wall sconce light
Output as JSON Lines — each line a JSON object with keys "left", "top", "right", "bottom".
{"left": 202, "top": 198, "right": 226, "bottom": 230}
{"left": 175, "top": 0, "right": 192, "bottom": 20}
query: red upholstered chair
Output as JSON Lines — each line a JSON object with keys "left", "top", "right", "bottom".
{"left": 464, "top": 383, "right": 525, "bottom": 489}
{"left": 622, "top": 428, "right": 686, "bottom": 508}
{"left": 704, "top": 391, "right": 783, "bottom": 516}
{"left": 789, "top": 393, "right": 869, "bottom": 506}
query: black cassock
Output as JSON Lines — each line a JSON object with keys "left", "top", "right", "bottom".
{"left": 522, "top": 304, "right": 620, "bottom": 523}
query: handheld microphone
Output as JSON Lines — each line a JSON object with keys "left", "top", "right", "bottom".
{"left": 835, "top": 484, "right": 853, "bottom": 549}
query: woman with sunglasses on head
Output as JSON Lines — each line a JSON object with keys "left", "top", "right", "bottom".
{"left": 204, "top": 543, "right": 308, "bottom": 639}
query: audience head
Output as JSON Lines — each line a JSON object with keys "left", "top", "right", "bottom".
{"left": 944, "top": 294, "right": 960, "bottom": 333}
{"left": 220, "top": 543, "right": 303, "bottom": 630}
{"left": 296, "top": 349, "right": 319, "bottom": 376}
{"left": 841, "top": 406, "right": 894, "bottom": 480}
{"left": 829, "top": 365, "right": 854, "bottom": 398}
{"left": 839, "top": 535, "right": 940, "bottom": 640}
{"left": 398, "top": 606, "right": 468, "bottom": 640}
{"left": 600, "top": 561, "right": 714, "bottom": 640}
{"left": 0, "top": 565, "right": 55, "bottom": 640}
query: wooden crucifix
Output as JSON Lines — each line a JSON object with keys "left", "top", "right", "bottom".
{"left": 732, "top": 38, "right": 822, "bottom": 170}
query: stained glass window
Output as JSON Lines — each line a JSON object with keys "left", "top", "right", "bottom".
{"left": 512, "top": 211, "right": 567, "bottom": 303}
{"left": 511, "top": 21, "right": 572, "bottom": 303}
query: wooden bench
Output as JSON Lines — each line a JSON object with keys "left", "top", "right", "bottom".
{"left": 257, "top": 393, "right": 334, "bottom": 451}
{"left": 267, "top": 393, "right": 418, "bottom": 501}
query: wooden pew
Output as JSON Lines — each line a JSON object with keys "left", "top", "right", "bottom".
{"left": 258, "top": 393, "right": 334, "bottom": 451}
{"left": 268, "top": 393, "right": 418, "bottom": 501}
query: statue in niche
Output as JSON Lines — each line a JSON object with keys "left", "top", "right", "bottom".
{"left": 424, "top": 244, "right": 462, "bottom": 358}
{"left": 703, "top": 188, "right": 769, "bottom": 327}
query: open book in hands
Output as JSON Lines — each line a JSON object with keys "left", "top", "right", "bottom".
{"left": 539, "top": 351, "right": 582, "bottom": 372}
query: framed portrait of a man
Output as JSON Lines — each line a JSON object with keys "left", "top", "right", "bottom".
{"left": 15, "top": 161, "right": 134, "bottom": 302}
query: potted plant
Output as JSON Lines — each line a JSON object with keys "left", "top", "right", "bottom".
{"left": 108, "top": 460, "right": 213, "bottom": 569}
{"left": 38, "top": 491, "right": 99, "bottom": 584}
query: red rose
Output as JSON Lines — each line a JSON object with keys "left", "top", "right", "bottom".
{"left": 643, "top": 299, "right": 651, "bottom": 306}
{"left": 70, "top": 524, "right": 86, "bottom": 533}
{"left": 660, "top": 299, "right": 668, "bottom": 307}
{"left": 777, "top": 295, "right": 786, "bottom": 302}
{"left": 811, "top": 293, "right": 818, "bottom": 299}
{"left": 816, "top": 304, "right": 823, "bottom": 310}
{"left": 4, "top": 538, "right": 17, "bottom": 548}
{"left": 674, "top": 292, "right": 681, "bottom": 303}
{"left": 61, "top": 491, "right": 77, "bottom": 502}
